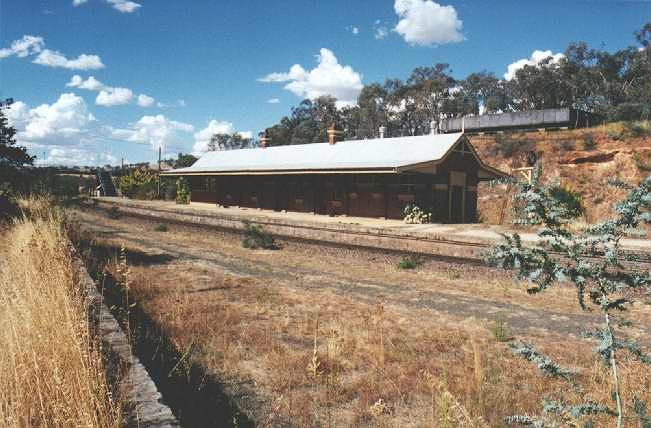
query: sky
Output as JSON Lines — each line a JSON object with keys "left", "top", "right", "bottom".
{"left": 1, "top": 0, "right": 649, "bottom": 166}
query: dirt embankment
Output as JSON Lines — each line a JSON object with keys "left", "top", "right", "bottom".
{"left": 473, "top": 122, "right": 651, "bottom": 224}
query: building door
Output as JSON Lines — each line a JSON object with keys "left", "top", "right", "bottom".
{"left": 448, "top": 171, "right": 466, "bottom": 223}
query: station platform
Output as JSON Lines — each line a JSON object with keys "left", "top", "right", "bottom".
{"left": 94, "top": 197, "right": 651, "bottom": 261}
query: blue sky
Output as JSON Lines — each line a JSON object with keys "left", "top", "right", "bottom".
{"left": 1, "top": 0, "right": 648, "bottom": 166}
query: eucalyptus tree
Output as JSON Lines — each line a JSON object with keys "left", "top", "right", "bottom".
{"left": 207, "top": 133, "right": 253, "bottom": 151}
{"left": 1, "top": 99, "right": 33, "bottom": 173}
{"left": 1, "top": 99, "right": 34, "bottom": 195}
{"left": 463, "top": 71, "right": 512, "bottom": 114}
{"left": 488, "top": 169, "right": 651, "bottom": 427}
{"left": 406, "top": 63, "right": 456, "bottom": 132}
{"left": 356, "top": 83, "right": 389, "bottom": 139}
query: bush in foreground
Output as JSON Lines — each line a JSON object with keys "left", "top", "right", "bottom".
{"left": 488, "top": 168, "right": 651, "bottom": 427}
{"left": 154, "top": 223, "right": 168, "bottom": 232}
{"left": 241, "top": 221, "right": 278, "bottom": 250}
{"left": 0, "top": 200, "right": 121, "bottom": 426}
{"left": 175, "top": 177, "right": 190, "bottom": 204}
{"left": 397, "top": 254, "right": 423, "bottom": 270}
{"left": 107, "top": 205, "right": 121, "bottom": 219}
{"left": 118, "top": 169, "right": 157, "bottom": 200}
{"left": 403, "top": 203, "right": 432, "bottom": 224}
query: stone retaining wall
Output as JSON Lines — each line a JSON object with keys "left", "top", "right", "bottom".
{"left": 77, "top": 256, "right": 179, "bottom": 427}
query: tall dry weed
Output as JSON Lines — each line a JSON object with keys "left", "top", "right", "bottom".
{"left": 0, "top": 204, "right": 121, "bottom": 427}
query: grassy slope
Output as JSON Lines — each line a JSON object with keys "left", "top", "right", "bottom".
{"left": 473, "top": 122, "right": 651, "bottom": 225}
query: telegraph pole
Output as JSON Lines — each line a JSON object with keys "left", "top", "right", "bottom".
{"left": 157, "top": 147, "right": 162, "bottom": 199}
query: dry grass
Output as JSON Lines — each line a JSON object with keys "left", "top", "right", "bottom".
{"left": 0, "top": 198, "right": 122, "bottom": 427}
{"left": 121, "top": 262, "right": 650, "bottom": 427}
{"left": 77, "top": 209, "right": 650, "bottom": 427}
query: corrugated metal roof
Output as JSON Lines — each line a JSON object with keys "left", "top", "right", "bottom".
{"left": 166, "top": 133, "right": 464, "bottom": 174}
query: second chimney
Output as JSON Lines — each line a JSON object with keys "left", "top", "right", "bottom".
{"left": 327, "top": 124, "right": 341, "bottom": 145}
{"left": 260, "top": 133, "right": 271, "bottom": 148}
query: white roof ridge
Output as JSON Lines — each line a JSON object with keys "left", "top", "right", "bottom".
{"left": 168, "top": 132, "right": 466, "bottom": 174}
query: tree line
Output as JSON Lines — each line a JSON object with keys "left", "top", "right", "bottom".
{"left": 251, "top": 22, "right": 649, "bottom": 147}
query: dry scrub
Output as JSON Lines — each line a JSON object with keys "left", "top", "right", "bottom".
{"left": 116, "top": 262, "right": 651, "bottom": 426}
{"left": 76, "top": 209, "right": 651, "bottom": 426}
{"left": 0, "top": 199, "right": 121, "bottom": 427}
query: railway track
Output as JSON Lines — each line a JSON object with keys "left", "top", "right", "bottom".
{"left": 86, "top": 199, "right": 651, "bottom": 269}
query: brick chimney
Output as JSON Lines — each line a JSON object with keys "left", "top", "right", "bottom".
{"left": 327, "top": 124, "right": 342, "bottom": 145}
{"left": 260, "top": 132, "right": 270, "bottom": 148}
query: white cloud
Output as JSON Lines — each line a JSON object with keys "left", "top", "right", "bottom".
{"left": 504, "top": 50, "right": 565, "bottom": 80}
{"left": 112, "top": 115, "right": 194, "bottom": 152}
{"left": 257, "top": 48, "right": 363, "bottom": 107}
{"left": 373, "top": 20, "right": 389, "bottom": 40}
{"left": 177, "top": 99, "right": 187, "bottom": 107}
{"left": 66, "top": 75, "right": 154, "bottom": 108}
{"left": 6, "top": 93, "right": 95, "bottom": 146}
{"left": 73, "top": 0, "right": 141, "bottom": 13}
{"left": 0, "top": 35, "right": 44, "bottom": 59}
{"left": 33, "top": 49, "right": 104, "bottom": 70}
{"left": 137, "top": 94, "right": 155, "bottom": 107}
{"left": 192, "top": 120, "right": 235, "bottom": 154}
{"left": 96, "top": 87, "right": 134, "bottom": 106}
{"left": 107, "top": 0, "right": 141, "bottom": 13}
{"left": 393, "top": 0, "right": 464, "bottom": 46}
{"left": 267, "top": 98, "right": 280, "bottom": 104}
{"left": 347, "top": 26, "right": 360, "bottom": 35}
{"left": 0, "top": 35, "right": 104, "bottom": 71}
{"left": 66, "top": 75, "right": 106, "bottom": 91}
{"left": 43, "top": 147, "right": 117, "bottom": 167}
{"left": 190, "top": 120, "right": 253, "bottom": 154}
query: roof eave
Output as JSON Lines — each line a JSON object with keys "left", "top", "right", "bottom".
{"left": 161, "top": 167, "right": 400, "bottom": 176}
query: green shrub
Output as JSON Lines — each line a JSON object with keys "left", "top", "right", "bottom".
{"left": 153, "top": 223, "right": 168, "bottom": 232}
{"left": 397, "top": 255, "right": 423, "bottom": 270}
{"left": 107, "top": 206, "right": 121, "bottom": 220}
{"left": 118, "top": 170, "right": 157, "bottom": 200}
{"left": 175, "top": 177, "right": 191, "bottom": 205}
{"left": 488, "top": 169, "right": 651, "bottom": 426}
{"left": 403, "top": 203, "right": 432, "bottom": 224}
{"left": 241, "top": 222, "right": 278, "bottom": 250}
{"left": 547, "top": 185, "right": 584, "bottom": 219}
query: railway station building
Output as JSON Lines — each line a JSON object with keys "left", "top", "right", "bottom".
{"left": 162, "top": 131, "right": 507, "bottom": 223}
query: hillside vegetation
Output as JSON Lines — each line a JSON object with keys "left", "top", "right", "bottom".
{"left": 475, "top": 121, "right": 651, "bottom": 225}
